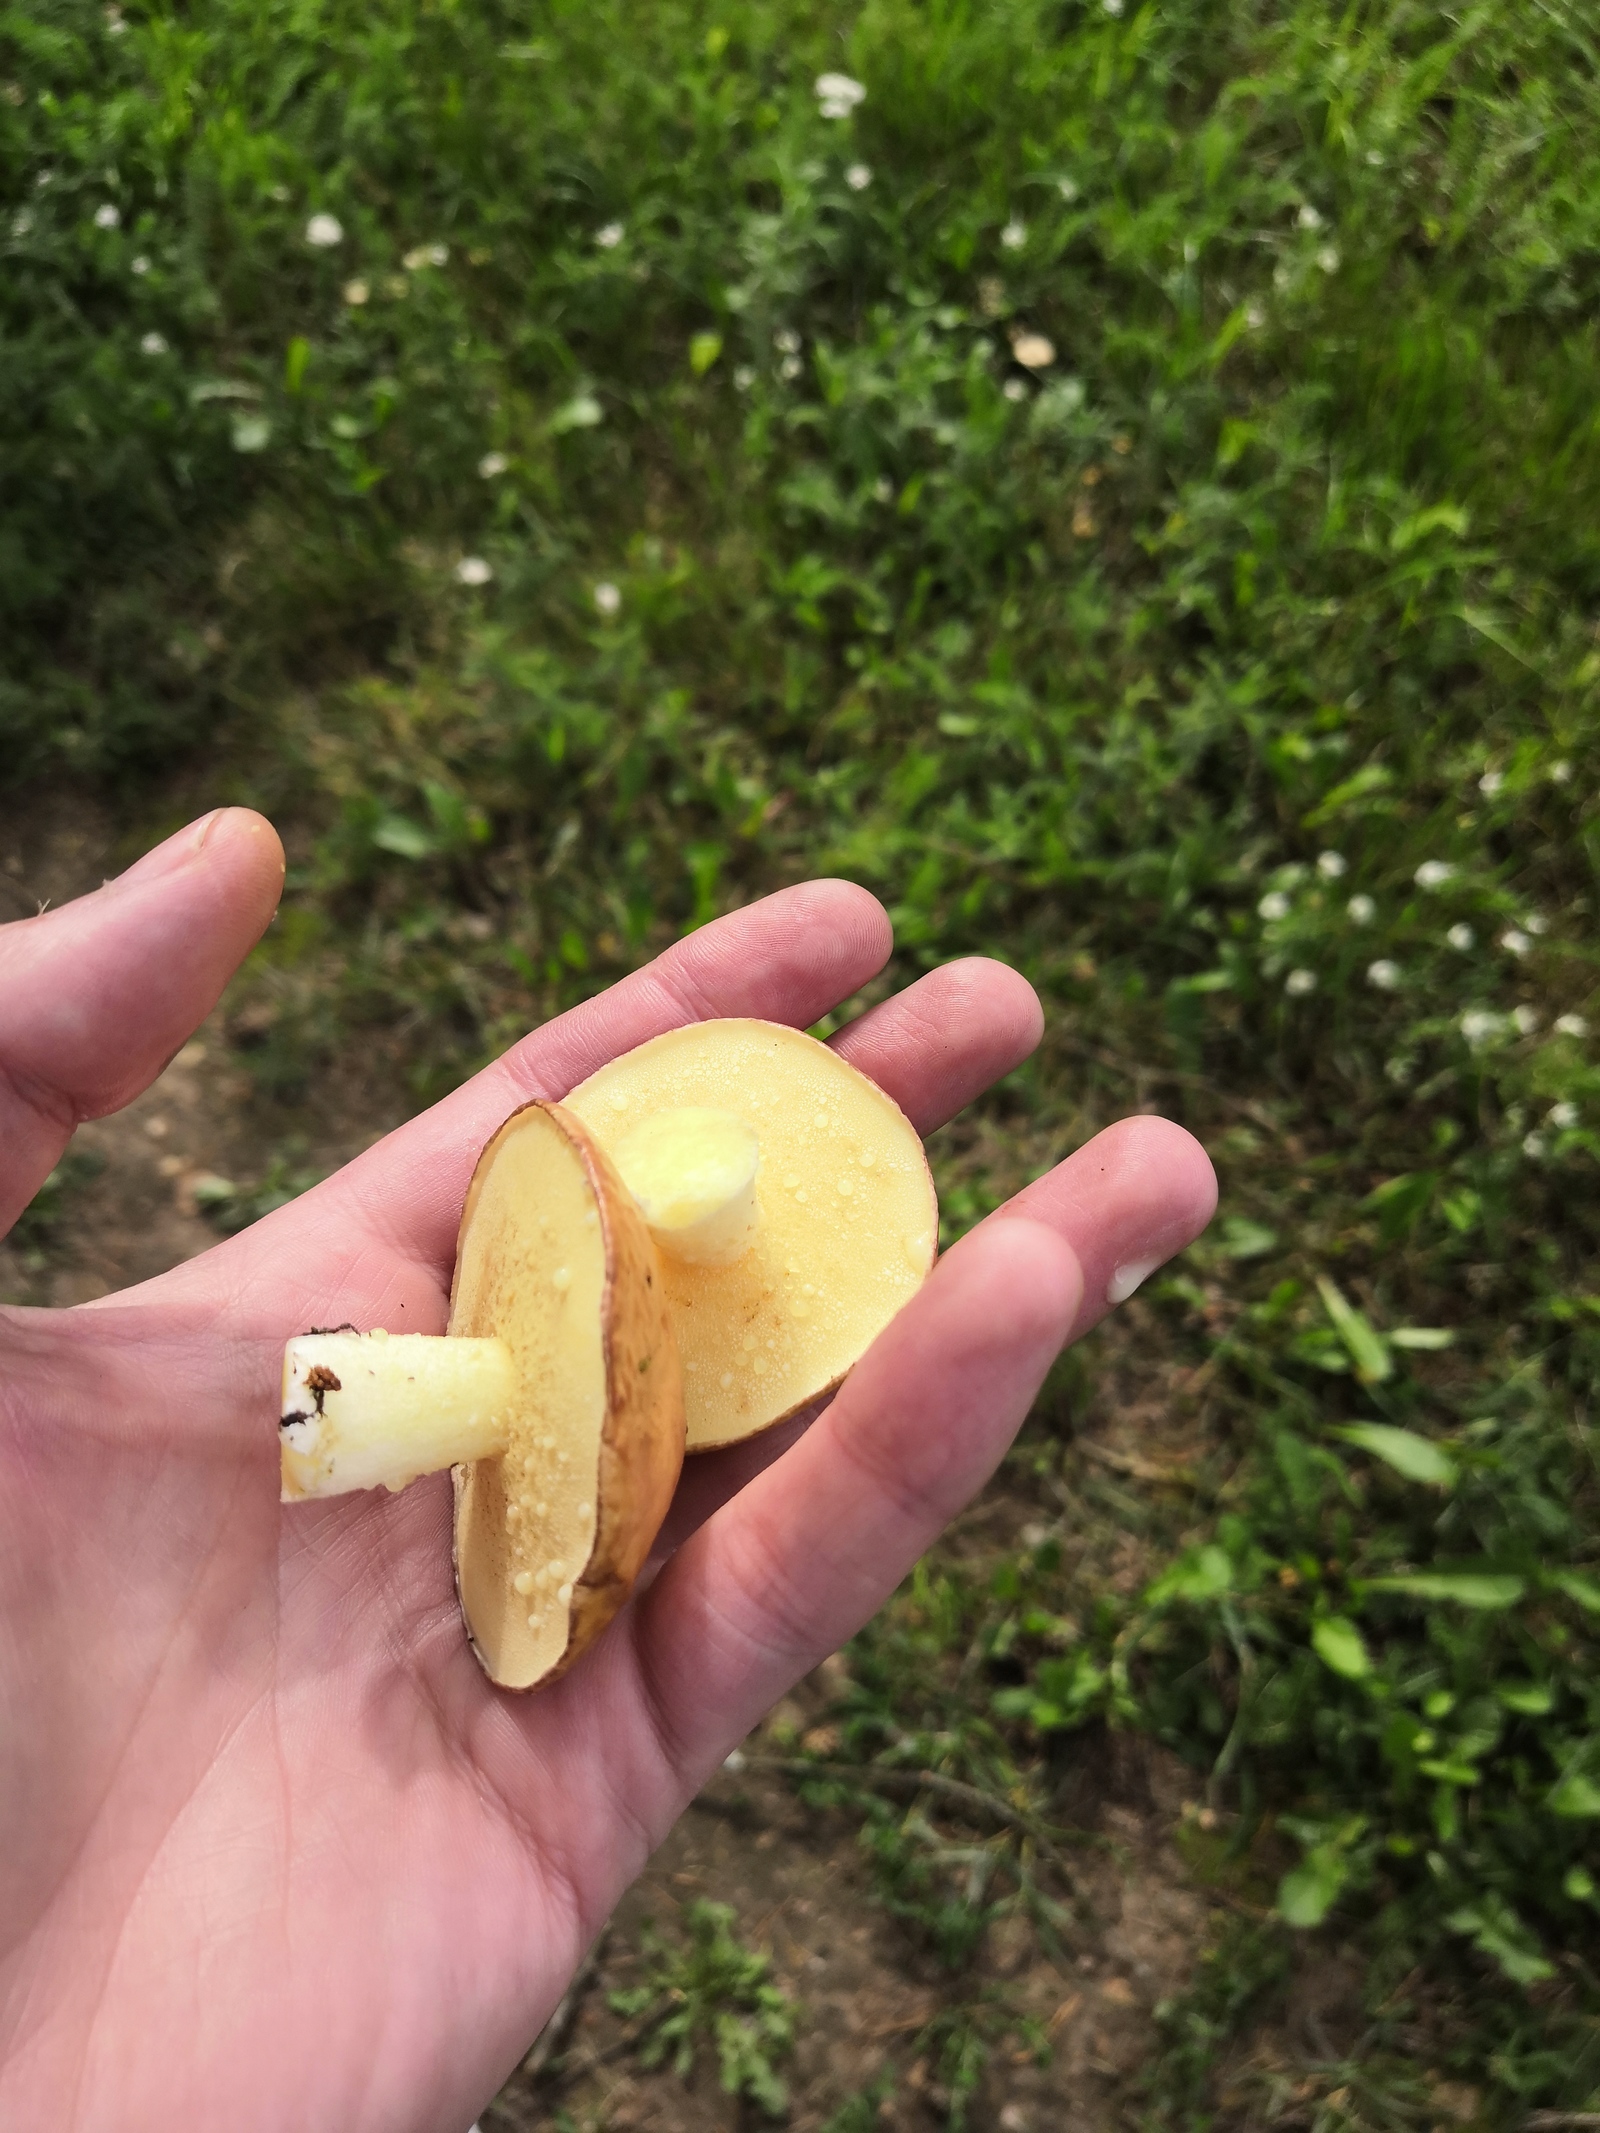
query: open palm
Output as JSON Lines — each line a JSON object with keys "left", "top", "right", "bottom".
{"left": 0, "top": 810, "right": 1214, "bottom": 2132}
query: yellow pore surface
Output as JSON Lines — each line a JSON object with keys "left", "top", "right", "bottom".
{"left": 565, "top": 1019, "right": 937, "bottom": 1450}
{"left": 451, "top": 1107, "right": 606, "bottom": 1689}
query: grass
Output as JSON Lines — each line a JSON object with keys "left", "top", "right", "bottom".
{"left": 8, "top": 0, "right": 1600, "bottom": 2118}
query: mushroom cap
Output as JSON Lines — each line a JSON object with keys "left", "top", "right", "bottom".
{"left": 564, "top": 1019, "right": 937, "bottom": 1450}
{"left": 450, "top": 1101, "right": 684, "bottom": 1690}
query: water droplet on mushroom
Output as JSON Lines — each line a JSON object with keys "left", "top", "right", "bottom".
{"left": 795, "top": 1188, "right": 808, "bottom": 1204}
{"left": 552, "top": 1266, "right": 571, "bottom": 1293}
{"left": 837, "top": 1176, "right": 853, "bottom": 1196}
{"left": 720, "top": 1371, "right": 734, "bottom": 1389}
{"left": 577, "top": 1501, "right": 592, "bottom": 1520}
{"left": 742, "top": 1335, "right": 757, "bottom": 1353}
{"left": 557, "top": 1581, "right": 574, "bottom": 1605}
{"left": 514, "top": 1570, "right": 534, "bottom": 1595}
{"left": 783, "top": 1173, "right": 800, "bottom": 1190}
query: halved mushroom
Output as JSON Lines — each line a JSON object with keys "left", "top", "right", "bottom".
{"left": 563, "top": 1018, "right": 937, "bottom": 1451}
{"left": 280, "top": 1102, "right": 684, "bottom": 1689}
{"left": 278, "top": 1018, "right": 937, "bottom": 1689}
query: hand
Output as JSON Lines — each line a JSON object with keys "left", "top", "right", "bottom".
{"left": 0, "top": 810, "right": 1215, "bottom": 2132}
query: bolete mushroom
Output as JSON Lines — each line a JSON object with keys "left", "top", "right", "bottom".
{"left": 278, "top": 1019, "right": 936, "bottom": 1689}
{"left": 563, "top": 1018, "right": 937, "bottom": 1450}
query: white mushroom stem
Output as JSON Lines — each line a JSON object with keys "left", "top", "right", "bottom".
{"left": 612, "top": 1105, "right": 760, "bottom": 1268}
{"left": 280, "top": 1330, "right": 515, "bottom": 1502}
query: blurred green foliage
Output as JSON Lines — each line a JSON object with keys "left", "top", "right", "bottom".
{"left": 8, "top": 0, "right": 1600, "bottom": 2117}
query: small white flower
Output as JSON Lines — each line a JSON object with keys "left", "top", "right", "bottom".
{"left": 403, "top": 242, "right": 449, "bottom": 270}
{"left": 342, "top": 278, "right": 369, "bottom": 305}
{"left": 1003, "top": 378, "right": 1027, "bottom": 402}
{"left": 1550, "top": 1101, "right": 1580, "bottom": 1130}
{"left": 478, "top": 451, "right": 508, "bottom": 478}
{"left": 1297, "top": 203, "right": 1324, "bottom": 231}
{"left": 774, "top": 327, "right": 801, "bottom": 354}
{"left": 1501, "top": 928, "right": 1531, "bottom": 957}
{"left": 1316, "top": 245, "right": 1341, "bottom": 274}
{"left": 1057, "top": 176, "right": 1080, "bottom": 203}
{"left": 872, "top": 476, "right": 893, "bottom": 503}
{"left": 1512, "top": 1004, "right": 1541, "bottom": 1036}
{"left": 1257, "top": 890, "right": 1291, "bottom": 922}
{"left": 1102, "top": 0, "right": 1124, "bottom": 15}
{"left": 1367, "top": 959, "right": 1401, "bottom": 991}
{"left": 1316, "top": 850, "right": 1346, "bottom": 880}
{"left": 593, "top": 580, "right": 621, "bottom": 616}
{"left": 594, "top": 222, "right": 624, "bottom": 249}
{"left": 1478, "top": 768, "right": 1504, "bottom": 798}
{"left": 1011, "top": 331, "right": 1055, "bottom": 370}
{"left": 10, "top": 208, "right": 33, "bottom": 237}
{"left": 1245, "top": 299, "right": 1266, "bottom": 329}
{"left": 814, "top": 72, "right": 866, "bottom": 117}
{"left": 733, "top": 364, "right": 755, "bottom": 391}
{"left": 1366, "top": 147, "right": 1384, "bottom": 167}
{"left": 94, "top": 202, "right": 120, "bottom": 230}
{"left": 1524, "top": 912, "right": 1549, "bottom": 935}
{"left": 1556, "top": 1013, "right": 1589, "bottom": 1038}
{"left": 131, "top": 254, "right": 149, "bottom": 274}
{"left": 455, "top": 556, "right": 493, "bottom": 586}
{"left": 1523, "top": 1132, "right": 1548, "bottom": 1161}
{"left": 139, "top": 330, "right": 167, "bottom": 355}
{"left": 779, "top": 353, "right": 803, "bottom": 381}
{"left": 1447, "top": 922, "right": 1475, "bottom": 951}
{"left": 1461, "top": 1009, "right": 1504, "bottom": 1046}
{"left": 845, "top": 163, "right": 872, "bottom": 191}
{"left": 305, "top": 213, "right": 344, "bottom": 248}
{"left": 1347, "top": 893, "right": 1376, "bottom": 923}
{"left": 1285, "top": 968, "right": 1317, "bottom": 997}
{"left": 1414, "top": 860, "right": 1456, "bottom": 889}
{"left": 1552, "top": 758, "right": 1573, "bottom": 783}
{"left": 1000, "top": 219, "right": 1027, "bottom": 250}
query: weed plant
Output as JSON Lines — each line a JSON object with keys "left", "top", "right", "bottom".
{"left": 7, "top": 0, "right": 1600, "bottom": 2117}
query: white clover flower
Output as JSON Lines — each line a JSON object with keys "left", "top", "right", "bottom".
{"left": 1523, "top": 1131, "right": 1548, "bottom": 1161}
{"left": 814, "top": 72, "right": 866, "bottom": 118}
{"left": 131, "top": 254, "right": 149, "bottom": 275}
{"left": 1257, "top": 890, "right": 1291, "bottom": 922}
{"left": 1556, "top": 1013, "right": 1589, "bottom": 1039}
{"left": 1550, "top": 1101, "right": 1580, "bottom": 1130}
{"left": 94, "top": 203, "right": 121, "bottom": 230}
{"left": 1000, "top": 219, "right": 1028, "bottom": 250}
{"left": 305, "top": 213, "right": 344, "bottom": 247}
{"left": 773, "top": 327, "right": 801, "bottom": 354}
{"left": 1513, "top": 1004, "right": 1541, "bottom": 1035}
{"left": 1461, "top": 1008, "right": 1504, "bottom": 1047}
{"left": 872, "top": 476, "right": 893, "bottom": 503}
{"left": 1347, "top": 893, "right": 1376, "bottom": 923}
{"left": 1297, "top": 203, "right": 1324, "bottom": 230}
{"left": 403, "top": 242, "right": 448, "bottom": 270}
{"left": 455, "top": 556, "right": 493, "bottom": 586}
{"left": 1011, "top": 331, "right": 1055, "bottom": 370}
{"left": 1501, "top": 928, "right": 1531, "bottom": 957}
{"left": 1102, "top": 0, "right": 1124, "bottom": 16}
{"left": 477, "top": 451, "right": 508, "bottom": 478}
{"left": 139, "top": 330, "right": 168, "bottom": 355}
{"left": 593, "top": 580, "right": 621, "bottom": 617}
{"left": 1245, "top": 300, "right": 1266, "bottom": 329}
{"left": 1003, "top": 377, "right": 1027, "bottom": 401}
{"left": 342, "top": 278, "right": 369, "bottom": 305}
{"left": 1524, "top": 912, "right": 1549, "bottom": 935}
{"left": 1447, "top": 922, "right": 1475, "bottom": 951}
{"left": 1057, "top": 176, "right": 1080, "bottom": 202}
{"left": 594, "top": 222, "right": 624, "bottom": 249}
{"left": 779, "top": 353, "right": 803, "bottom": 381}
{"left": 1478, "top": 767, "right": 1504, "bottom": 798}
{"left": 1316, "top": 850, "right": 1346, "bottom": 879}
{"left": 733, "top": 364, "right": 755, "bottom": 391}
{"left": 1367, "top": 959, "right": 1401, "bottom": 991}
{"left": 1285, "top": 968, "right": 1317, "bottom": 997}
{"left": 845, "top": 163, "right": 872, "bottom": 191}
{"left": 1414, "top": 860, "right": 1456, "bottom": 889}
{"left": 1317, "top": 245, "right": 1341, "bottom": 274}
{"left": 1552, "top": 758, "right": 1573, "bottom": 783}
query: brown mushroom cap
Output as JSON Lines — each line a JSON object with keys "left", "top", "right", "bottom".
{"left": 450, "top": 1102, "right": 684, "bottom": 1690}
{"left": 564, "top": 1018, "right": 938, "bottom": 1451}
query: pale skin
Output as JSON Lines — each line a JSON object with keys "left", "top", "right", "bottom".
{"left": 0, "top": 809, "right": 1216, "bottom": 2133}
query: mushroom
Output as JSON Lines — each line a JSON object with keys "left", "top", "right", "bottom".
{"left": 278, "top": 1019, "right": 936, "bottom": 1687}
{"left": 563, "top": 1018, "right": 937, "bottom": 1450}
{"left": 280, "top": 1102, "right": 684, "bottom": 1689}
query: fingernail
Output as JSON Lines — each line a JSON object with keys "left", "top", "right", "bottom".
{"left": 188, "top": 807, "right": 224, "bottom": 851}
{"left": 1106, "top": 1258, "right": 1159, "bottom": 1305}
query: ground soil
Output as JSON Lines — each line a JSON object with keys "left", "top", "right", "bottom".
{"left": 2, "top": 799, "right": 1308, "bottom": 2133}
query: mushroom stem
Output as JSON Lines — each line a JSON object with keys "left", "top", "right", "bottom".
{"left": 612, "top": 1105, "right": 761, "bottom": 1268}
{"left": 280, "top": 1330, "right": 516, "bottom": 1502}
